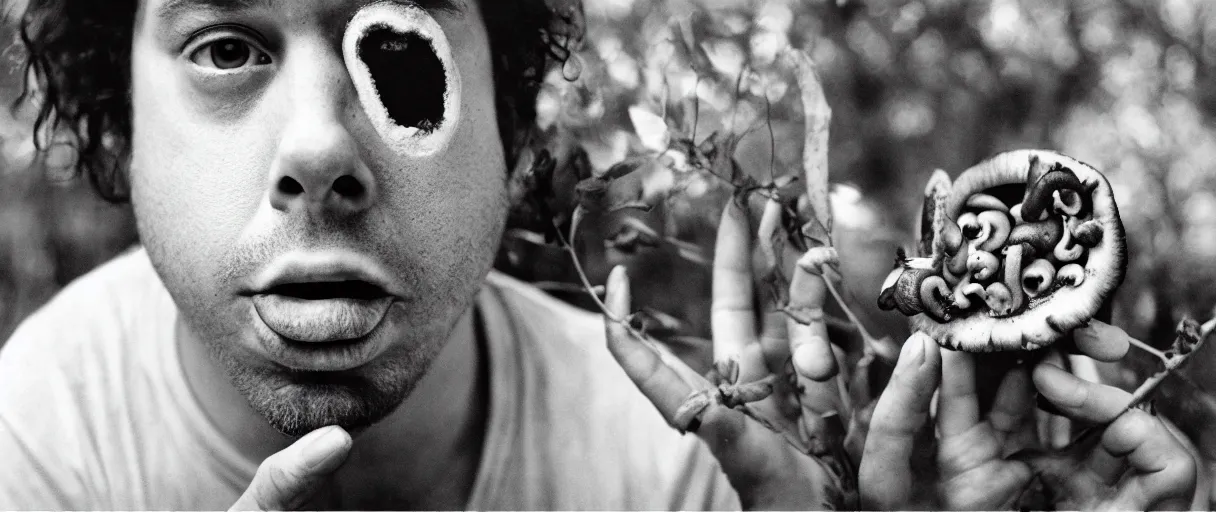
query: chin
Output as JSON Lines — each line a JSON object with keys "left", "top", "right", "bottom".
{"left": 210, "top": 334, "right": 438, "bottom": 436}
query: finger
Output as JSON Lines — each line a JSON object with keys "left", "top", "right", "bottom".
{"left": 694, "top": 403, "right": 843, "bottom": 510}
{"left": 604, "top": 266, "right": 698, "bottom": 426}
{"left": 988, "top": 365, "right": 1036, "bottom": 450}
{"left": 712, "top": 199, "right": 758, "bottom": 365}
{"left": 229, "top": 426, "right": 352, "bottom": 511}
{"left": 859, "top": 332, "right": 941, "bottom": 510}
{"left": 1032, "top": 363, "right": 1131, "bottom": 423}
{"left": 787, "top": 249, "right": 838, "bottom": 381}
{"left": 1104, "top": 410, "right": 1197, "bottom": 510}
{"left": 758, "top": 309, "right": 791, "bottom": 374}
{"left": 937, "top": 347, "right": 979, "bottom": 437}
{"left": 1084, "top": 441, "right": 1128, "bottom": 486}
{"left": 1073, "top": 321, "right": 1132, "bottom": 362}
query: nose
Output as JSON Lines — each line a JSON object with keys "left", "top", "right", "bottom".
{"left": 267, "top": 51, "right": 377, "bottom": 217}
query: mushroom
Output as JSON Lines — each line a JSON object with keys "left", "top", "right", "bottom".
{"left": 999, "top": 243, "right": 1026, "bottom": 315}
{"left": 1053, "top": 222, "right": 1084, "bottom": 262}
{"left": 984, "top": 282, "right": 1015, "bottom": 315}
{"left": 918, "top": 275, "right": 954, "bottom": 322}
{"left": 958, "top": 212, "right": 981, "bottom": 240}
{"left": 887, "top": 150, "right": 1128, "bottom": 353}
{"left": 954, "top": 278, "right": 987, "bottom": 310}
{"left": 1057, "top": 263, "right": 1086, "bottom": 287}
{"left": 966, "top": 193, "right": 1010, "bottom": 214}
{"left": 1071, "top": 218, "right": 1104, "bottom": 247}
{"left": 1007, "top": 216, "right": 1064, "bottom": 257}
{"left": 967, "top": 250, "right": 1001, "bottom": 281}
{"left": 1022, "top": 164, "right": 1088, "bottom": 221}
{"left": 1021, "top": 258, "right": 1056, "bottom": 299}
{"left": 972, "top": 210, "right": 1012, "bottom": 253}
{"left": 877, "top": 261, "right": 936, "bottom": 316}
{"left": 1053, "top": 189, "right": 1084, "bottom": 216}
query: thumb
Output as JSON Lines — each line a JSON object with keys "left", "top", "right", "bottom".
{"left": 229, "top": 425, "right": 353, "bottom": 511}
{"left": 859, "top": 332, "right": 941, "bottom": 510}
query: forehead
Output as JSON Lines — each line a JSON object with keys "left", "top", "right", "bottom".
{"left": 139, "top": 0, "right": 468, "bottom": 34}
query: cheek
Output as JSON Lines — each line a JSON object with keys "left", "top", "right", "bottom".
{"left": 127, "top": 49, "right": 273, "bottom": 299}
{"left": 369, "top": 13, "right": 508, "bottom": 291}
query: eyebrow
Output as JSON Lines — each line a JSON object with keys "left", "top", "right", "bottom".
{"left": 155, "top": 0, "right": 464, "bottom": 25}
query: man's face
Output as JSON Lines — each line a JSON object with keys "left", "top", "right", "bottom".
{"left": 128, "top": 0, "right": 508, "bottom": 435}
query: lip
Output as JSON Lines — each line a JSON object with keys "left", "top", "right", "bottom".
{"left": 243, "top": 251, "right": 402, "bottom": 371}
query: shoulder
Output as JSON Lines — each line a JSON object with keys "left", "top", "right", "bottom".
{"left": 478, "top": 271, "right": 740, "bottom": 510}
{"left": 0, "top": 247, "right": 173, "bottom": 509}
{"left": 1, "top": 247, "right": 169, "bottom": 367}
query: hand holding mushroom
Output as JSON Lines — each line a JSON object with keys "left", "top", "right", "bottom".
{"left": 878, "top": 150, "right": 1127, "bottom": 352}
{"left": 860, "top": 326, "right": 1198, "bottom": 510}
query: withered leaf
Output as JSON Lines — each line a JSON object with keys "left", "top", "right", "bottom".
{"left": 600, "top": 156, "right": 650, "bottom": 181}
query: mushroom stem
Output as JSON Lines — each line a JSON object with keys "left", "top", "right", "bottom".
{"left": 974, "top": 210, "right": 1012, "bottom": 253}
{"left": 946, "top": 240, "right": 970, "bottom": 276}
{"left": 919, "top": 275, "right": 953, "bottom": 322}
{"left": 1000, "top": 244, "right": 1026, "bottom": 315}
{"left": 1021, "top": 258, "right": 1056, "bottom": 299}
{"left": 954, "top": 277, "right": 987, "bottom": 310}
{"left": 1058, "top": 264, "right": 1086, "bottom": 286}
{"left": 1023, "top": 164, "right": 1088, "bottom": 221}
{"left": 1053, "top": 222, "right": 1084, "bottom": 262}
{"left": 1072, "top": 219, "right": 1104, "bottom": 247}
{"left": 984, "top": 283, "right": 1014, "bottom": 315}
{"left": 1054, "top": 189, "right": 1084, "bottom": 216}
{"left": 966, "top": 193, "right": 1010, "bottom": 213}
{"left": 968, "top": 250, "right": 1001, "bottom": 281}
{"left": 1008, "top": 216, "right": 1064, "bottom": 257}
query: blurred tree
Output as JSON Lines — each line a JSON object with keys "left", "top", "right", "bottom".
{"left": 1, "top": 0, "right": 1215, "bottom": 406}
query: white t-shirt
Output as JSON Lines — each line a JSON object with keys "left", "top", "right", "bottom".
{"left": 0, "top": 248, "right": 739, "bottom": 510}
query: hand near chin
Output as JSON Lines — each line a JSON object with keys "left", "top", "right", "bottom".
{"left": 229, "top": 425, "right": 353, "bottom": 511}
{"left": 860, "top": 324, "right": 1197, "bottom": 511}
{"left": 602, "top": 200, "right": 855, "bottom": 510}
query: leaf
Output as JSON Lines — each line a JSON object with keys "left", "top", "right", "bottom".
{"left": 575, "top": 177, "right": 610, "bottom": 211}
{"left": 757, "top": 197, "right": 785, "bottom": 275}
{"left": 629, "top": 106, "right": 671, "bottom": 153}
{"left": 787, "top": 50, "right": 833, "bottom": 238}
{"left": 605, "top": 217, "right": 661, "bottom": 254}
{"left": 670, "top": 17, "right": 714, "bottom": 77}
{"left": 600, "top": 156, "right": 651, "bottom": 181}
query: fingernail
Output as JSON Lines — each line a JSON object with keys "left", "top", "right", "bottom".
{"left": 301, "top": 426, "right": 351, "bottom": 470}
{"left": 895, "top": 333, "right": 927, "bottom": 372}
{"left": 606, "top": 266, "right": 630, "bottom": 313}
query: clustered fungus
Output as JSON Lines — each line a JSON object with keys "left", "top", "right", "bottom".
{"left": 878, "top": 150, "right": 1127, "bottom": 352}
{"left": 343, "top": 1, "right": 462, "bottom": 156}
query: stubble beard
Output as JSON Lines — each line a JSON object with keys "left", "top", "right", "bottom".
{"left": 203, "top": 335, "right": 440, "bottom": 437}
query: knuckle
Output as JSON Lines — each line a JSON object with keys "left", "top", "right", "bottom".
{"left": 255, "top": 457, "right": 303, "bottom": 504}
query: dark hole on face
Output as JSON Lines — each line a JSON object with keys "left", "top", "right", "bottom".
{"left": 358, "top": 27, "right": 446, "bottom": 132}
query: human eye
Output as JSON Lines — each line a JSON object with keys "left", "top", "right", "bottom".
{"left": 186, "top": 27, "right": 272, "bottom": 71}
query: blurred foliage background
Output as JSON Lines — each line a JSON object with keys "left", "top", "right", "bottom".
{"left": 2, "top": 0, "right": 1216, "bottom": 446}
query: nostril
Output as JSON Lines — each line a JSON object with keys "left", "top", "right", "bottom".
{"left": 278, "top": 176, "right": 304, "bottom": 195}
{"left": 332, "top": 175, "right": 365, "bottom": 198}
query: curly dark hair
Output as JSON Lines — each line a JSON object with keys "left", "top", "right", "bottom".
{"left": 13, "top": 0, "right": 583, "bottom": 203}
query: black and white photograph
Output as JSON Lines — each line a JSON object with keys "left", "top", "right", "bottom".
{"left": 0, "top": 0, "right": 1214, "bottom": 509}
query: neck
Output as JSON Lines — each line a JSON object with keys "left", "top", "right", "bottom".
{"left": 178, "top": 300, "right": 487, "bottom": 509}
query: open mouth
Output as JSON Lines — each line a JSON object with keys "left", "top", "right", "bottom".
{"left": 265, "top": 280, "right": 390, "bottom": 301}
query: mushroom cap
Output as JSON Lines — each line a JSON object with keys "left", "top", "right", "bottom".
{"left": 911, "top": 150, "right": 1127, "bottom": 352}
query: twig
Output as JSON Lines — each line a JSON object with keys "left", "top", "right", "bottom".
{"left": 1121, "top": 317, "right": 1216, "bottom": 414}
